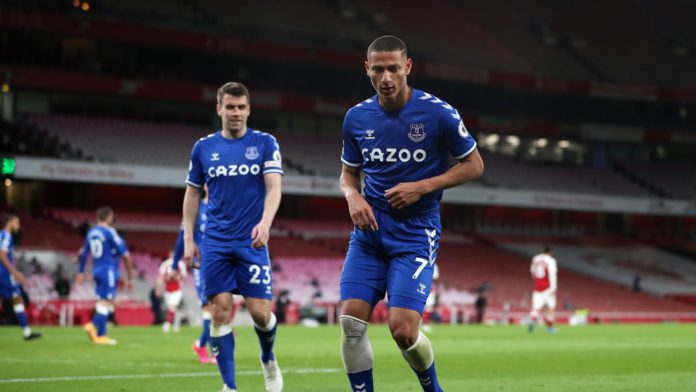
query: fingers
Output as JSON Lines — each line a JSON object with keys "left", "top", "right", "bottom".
{"left": 251, "top": 231, "right": 269, "bottom": 248}
{"left": 352, "top": 208, "right": 378, "bottom": 231}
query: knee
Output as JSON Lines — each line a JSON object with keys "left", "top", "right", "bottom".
{"left": 250, "top": 310, "right": 271, "bottom": 327}
{"left": 390, "top": 321, "right": 418, "bottom": 349}
{"left": 211, "top": 304, "right": 231, "bottom": 325}
{"left": 340, "top": 315, "right": 368, "bottom": 346}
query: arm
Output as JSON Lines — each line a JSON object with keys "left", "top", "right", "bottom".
{"left": 183, "top": 185, "right": 202, "bottom": 268}
{"left": 123, "top": 253, "right": 133, "bottom": 291}
{"left": 75, "top": 238, "right": 90, "bottom": 285}
{"left": 155, "top": 264, "right": 165, "bottom": 297}
{"left": 0, "top": 250, "right": 23, "bottom": 285}
{"left": 251, "top": 173, "right": 282, "bottom": 248}
{"left": 385, "top": 149, "right": 484, "bottom": 210}
{"left": 548, "top": 259, "right": 558, "bottom": 294}
{"left": 340, "top": 164, "right": 378, "bottom": 231}
{"left": 172, "top": 229, "right": 184, "bottom": 270}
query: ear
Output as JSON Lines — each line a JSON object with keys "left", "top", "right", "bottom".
{"left": 405, "top": 58, "right": 413, "bottom": 76}
{"left": 216, "top": 104, "right": 221, "bottom": 116}
{"left": 364, "top": 60, "right": 370, "bottom": 75}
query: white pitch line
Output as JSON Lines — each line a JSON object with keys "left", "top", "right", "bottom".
{"left": 0, "top": 368, "right": 341, "bottom": 384}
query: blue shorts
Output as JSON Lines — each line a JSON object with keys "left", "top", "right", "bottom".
{"left": 0, "top": 274, "right": 22, "bottom": 299}
{"left": 201, "top": 241, "right": 273, "bottom": 300}
{"left": 94, "top": 268, "right": 118, "bottom": 301}
{"left": 340, "top": 209, "right": 441, "bottom": 314}
{"left": 193, "top": 268, "right": 208, "bottom": 306}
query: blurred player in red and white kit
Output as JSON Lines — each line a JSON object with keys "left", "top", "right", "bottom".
{"left": 528, "top": 245, "right": 557, "bottom": 333}
{"left": 157, "top": 253, "right": 187, "bottom": 333}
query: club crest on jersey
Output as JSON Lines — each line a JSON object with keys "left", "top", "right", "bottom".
{"left": 408, "top": 123, "right": 426, "bottom": 142}
{"left": 245, "top": 146, "right": 259, "bottom": 160}
{"left": 211, "top": 152, "right": 220, "bottom": 161}
{"left": 365, "top": 129, "right": 376, "bottom": 140}
{"left": 417, "top": 283, "right": 427, "bottom": 295}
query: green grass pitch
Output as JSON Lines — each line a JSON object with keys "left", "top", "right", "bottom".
{"left": 1, "top": 324, "right": 696, "bottom": 391}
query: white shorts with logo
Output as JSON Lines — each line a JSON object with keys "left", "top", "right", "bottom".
{"left": 164, "top": 290, "right": 183, "bottom": 309}
{"left": 532, "top": 290, "right": 556, "bottom": 310}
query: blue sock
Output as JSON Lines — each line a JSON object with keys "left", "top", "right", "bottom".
{"left": 211, "top": 325, "right": 236, "bottom": 389}
{"left": 413, "top": 362, "right": 443, "bottom": 392}
{"left": 16, "top": 310, "right": 29, "bottom": 329}
{"left": 199, "top": 318, "right": 211, "bottom": 348}
{"left": 347, "top": 369, "right": 374, "bottom": 392}
{"left": 93, "top": 304, "right": 109, "bottom": 337}
{"left": 254, "top": 313, "right": 277, "bottom": 363}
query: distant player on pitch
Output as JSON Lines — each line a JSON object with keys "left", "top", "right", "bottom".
{"left": 172, "top": 185, "right": 217, "bottom": 363}
{"left": 339, "top": 35, "right": 484, "bottom": 392}
{"left": 529, "top": 245, "right": 558, "bottom": 333}
{"left": 183, "top": 82, "right": 283, "bottom": 392}
{"left": 0, "top": 214, "right": 41, "bottom": 341}
{"left": 77, "top": 206, "right": 133, "bottom": 345}
{"left": 157, "top": 252, "right": 187, "bottom": 333}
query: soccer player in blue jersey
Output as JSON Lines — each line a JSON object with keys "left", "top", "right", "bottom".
{"left": 76, "top": 206, "right": 133, "bottom": 345}
{"left": 0, "top": 214, "right": 41, "bottom": 341}
{"left": 339, "top": 36, "right": 484, "bottom": 392}
{"left": 183, "top": 82, "right": 284, "bottom": 392}
{"left": 173, "top": 187, "right": 215, "bottom": 363}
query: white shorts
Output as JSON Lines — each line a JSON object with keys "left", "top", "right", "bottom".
{"left": 164, "top": 290, "right": 183, "bottom": 310}
{"left": 532, "top": 290, "right": 556, "bottom": 311}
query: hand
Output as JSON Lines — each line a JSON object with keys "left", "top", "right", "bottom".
{"left": 74, "top": 273, "right": 84, "bottom": 285}
{"left": 183, "top": 239, "right": 201, "bottom": 269}
{"left": 347, "top": 192, "right": 378, "bottom": 231}
{"left": 251, "top": 221, "right": 270, "bottom": 249}
{"left": 385, "top": 182, "right": 426, "bottom": 210}
{"left": 12, "top": 270, "right": 25, "bottom": 285}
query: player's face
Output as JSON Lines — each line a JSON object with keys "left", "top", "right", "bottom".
{"left": 365, "top": 50, "right": 412, "bottom": 106}
{"left": 217, "top": 94, "right": 250, "bottom": 133}
{"left": 9, "top": 217, "right": 20, "bottom": 233}
{"left": 105, "top": 213, "right": 114, "bottom": 226}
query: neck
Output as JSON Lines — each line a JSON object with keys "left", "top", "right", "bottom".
{"left": 222, "top": 127, "right": 247, "bottom": 139}
{"left": 379, "top": 87, "right": 412, "bottom": 111}
{"left": 97, "top": 222, "right": 109, "bottom": 227}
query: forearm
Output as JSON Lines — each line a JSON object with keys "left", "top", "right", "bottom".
{"left": 419, "top": 153, "right": 484, "bottom": 194}
{"left": 182, "top": 186, "right": 202, "bottom": 241}
{"left": 260, "top": 179, "right": 282, "bottom": 226}
{"left": 124, "top": 255, "right": 133, "bottom": 281}
{"left": 0, "top": 252, "right": 16, "bottom": 274}
{"left": 340, "top": 168, "right": 362, "bottom": 200}
{"left": 78, "top": 247, "right": 88, "bottom": 273}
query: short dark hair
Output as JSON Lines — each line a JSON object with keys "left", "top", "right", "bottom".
{"left": 217, "top": 82, "right": 250, "bottom": 105}
{"left": 2, "top": 213, "right": 18, "bottom": 227}
{"left": 367, "top": 35, "right": 408, "bottom": 58}
{"left": 96, "top": 206, "right": 113, "bottom": 222}
{"left": 543, "top": 245, "right": 551, "bottom": 254}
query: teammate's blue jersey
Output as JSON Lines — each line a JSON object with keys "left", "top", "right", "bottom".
{"left": 79, "top": 226, "right": 130, "bottom": 274}
{"left": 173, "top": 200, "right": 208, "bottom": 266}
{"left": 0, "top": 230, "right": 15, "bottom": 279}
{"left": 341, "top": 89, "right": 477, "bottom": 217}
{"left": 186, "top": 129, "right": 283, "bottom": 246}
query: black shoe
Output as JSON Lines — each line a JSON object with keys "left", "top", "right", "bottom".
{"left": 24, "top": 332, "right": 42, "bottom": 341}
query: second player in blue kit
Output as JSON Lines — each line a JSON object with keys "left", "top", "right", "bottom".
{"left": 183, "top": 82, "right": 284, "bottom": 392}
{"left": 339, "top": 36, "right": 484, "bottom": 392}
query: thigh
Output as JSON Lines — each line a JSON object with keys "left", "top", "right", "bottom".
{"left": 385, "top": 215, "right": 441, "bottom": 314}
{"left": 532, "top": 292, "right": 544, "bottom": 310}
{"left": 165, "top": 291, "right": 183, "bottom": 308}
{"left": 546, "top": 293, "right": 557, "bottom": 310}
{"left": 0, "top": 274, "right": 20, "bottom": 298}
{"left": 95, "top": 269, "right": 117, "bottom": 301}
{"left": 340, "top": 237, "right": 388, "bottom": 308}
{"left": 201, "top": 245, "right": 238, "bottom": 297}
{"left": 233, "top": 246, "right": 273, "bottom": 300}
